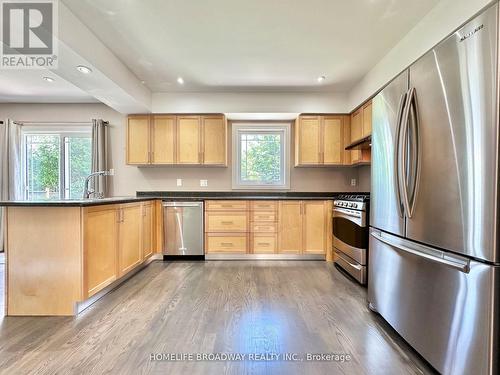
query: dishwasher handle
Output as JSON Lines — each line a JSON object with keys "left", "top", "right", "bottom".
{"left": 163, "top": 201, "right": 203, "bottom": 207}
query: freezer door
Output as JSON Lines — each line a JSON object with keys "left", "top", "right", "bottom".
{"left": 406, "top": 4, "right": 499, "bottom": 262}
{"left": 368, "top": 229, "right": 499, "bottom": 375}
{"left": 370, "top": 70, "right": 408, "bottom": 236}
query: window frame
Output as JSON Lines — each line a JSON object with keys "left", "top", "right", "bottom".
{"left": 232, "top": 122, "right": 290, "bottom": 190}
{"left": 21, "top": 125, "right": 92, "bottom": 200}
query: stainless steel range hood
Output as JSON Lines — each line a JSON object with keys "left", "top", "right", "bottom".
{"left": 345, "top": 135, "right": 371, "bottom": 150}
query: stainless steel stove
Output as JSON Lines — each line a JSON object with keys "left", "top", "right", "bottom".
{"left": 333, "top": 194, "right": 369, "bottom": 284}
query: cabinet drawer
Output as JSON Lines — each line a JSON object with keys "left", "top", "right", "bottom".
{"left": 206, "top": 234, "right": 247, "bottom": 253}
{"left": 251, "top": 211, "right": 277, "bottom": 222}
{"left": 251, "top": 234, "right": 277, "bottom": 254}
{"left": 250, "top": 222, "right": 277, "bottom": 233}
{"left": 205, "top": 212, "right": 248, "bottom": 232}
{"left": 250, "top": 201, "right": 277, "bottom": 211}
{"left": 205, "top": 200, "right": 248, "bottom": 211}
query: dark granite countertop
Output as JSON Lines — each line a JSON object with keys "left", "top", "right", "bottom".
{"left": 136, "top": 191, "right": 369, "bottom": 201}
{"left": 0, "top": 196, "right": 157, "bottom": 207}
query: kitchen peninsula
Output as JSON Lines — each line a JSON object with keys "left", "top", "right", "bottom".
{"left": 1, "top": 197, "right": 161, "bottom": 316}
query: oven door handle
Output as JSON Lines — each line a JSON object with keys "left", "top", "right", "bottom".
{"left": 333, "top": 208, "right": 365, "bottom": 227}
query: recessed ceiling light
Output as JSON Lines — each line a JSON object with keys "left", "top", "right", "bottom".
{"left": 177, "top": 77, "right": 184, "bottom": 85}
{"left": 42, "top": 76, "right": 55, "bottom": 82}
{"left": 140, "top": 80, "right": 146, "bottom": 85}
{"left": 317, "top": 75, "right": 326, "bottom": 83}
{"left": 76, "top": 65, "right": 92, "bottom": 74}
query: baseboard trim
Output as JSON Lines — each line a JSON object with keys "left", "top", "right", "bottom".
{"left": 204, "top": 253, "right": 326, "bottom": 260}
{"left": 75, "top": 254, "right": 162, "bottom": 315}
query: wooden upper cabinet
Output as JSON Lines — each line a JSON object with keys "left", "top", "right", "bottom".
{"left": 278, "top": 201, "right": 303, "bottom": 254}
{"left": 177, "top": 116, "right": 201, "bottom": 164}
{"left": 350, "top": 100, "right": 372, "bottom": 165}
{"left": 295, "top": 116, "right": 321, "bottom": 165}
{"left": 342, "top": 115, "right": 352, "bottom": 165}
{"left": 362, "top": 101, "right": 372, "bottom": 136}
{"left": 202, "top": 116, "right": 227, "bottom": 165}
{"left": 303, "top": 201, "right": 327, "bottom": 254}
{"left": 127, "top": 114, "right": 227, "bottom": 166}
{"left": 295, "top": 115, "right": 345, "bottom": 166}
{"left": 127, "top": 116, "right": 150, "bottom": 164}
{"left": 151, "top": 115, "right": 175, "bottom": 164}
{"left": 323, "top": 116, "right": 343, "bottom": 165}
{"left": 350, "top": 109, "right": 363, "bottom": 143}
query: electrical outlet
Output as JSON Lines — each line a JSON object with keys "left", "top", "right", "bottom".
{"left": 351, "top": 178, "right": 357, "bottom": 187}
{"left": 176, "top": 179, "right": 182, "bottom": 187}
{"left": 200, "top": 179, "right": 208, "bottom": 187}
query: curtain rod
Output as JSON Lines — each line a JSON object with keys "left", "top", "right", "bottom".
{"left": 12, "top": 121, "right": 109, "bottom": 125}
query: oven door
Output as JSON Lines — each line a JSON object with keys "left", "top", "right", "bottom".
{"left": 333, "top": 207, "right": 368, "bottom": 264}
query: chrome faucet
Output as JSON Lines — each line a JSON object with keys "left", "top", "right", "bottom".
{"left": 83, "top": 170, "right": 113, "bottom": 199}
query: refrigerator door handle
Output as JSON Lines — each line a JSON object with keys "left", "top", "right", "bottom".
{"left": 399, "top": 87, "right": 414, "bottom": 218}
{"left": 371, "top": 230, "right": 470, "bottom": 273}
{"left": 407, "top": 89, "right": 421, "bottom": 217}
{"left": 394, "top": 92, "right": 407, "bottom": 218}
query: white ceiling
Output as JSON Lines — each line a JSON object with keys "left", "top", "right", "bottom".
{"left": 62, "top": 0, "right": 440, "bottom": 93}
{"left": 0, "top": 70, "right": 98, "bottom": 103}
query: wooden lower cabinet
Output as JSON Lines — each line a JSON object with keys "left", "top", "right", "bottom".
{"left": 278, "top": 200, "right": 331, "bottom": 255}
{"left": 142, "top": 202, "right": 155, "bottom": 260}
{"left": 84, "top": 201, "right": 158, "bottom": 299}
{"left": 5, "top": 200, "right": 159, "bottom": 316}
{"left": 205, "top": 200, "right": 248, "bottom": 211}
{"left": 303, "top": 201, "right": 328, "bottom": 254}
{"left": 84, "top": 206, "right": 119, "bottom": 298}
{"left": 204, "top": 200, "right": 331, "bottom": 256}
{"left": 205, "top": 211, "right": 248, "bottom": 232}
{"left": 278, "top": 201, "right": 303, "bottom": 254}
{"left": 118, "top": 204, "right": 142, "bottom": 276}
{"left": 206, "top": 233, "right": 247, "bottom": 253}
{"left": 251, "top": 234, "right": 277, "bottom": 254}
{"left": 251, "top": 222, "right": 277, "bottom": 233}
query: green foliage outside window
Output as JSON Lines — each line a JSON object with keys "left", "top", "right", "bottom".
{"left": 68, "top": 137, "right": 92, "bottom": 199}
{"left": 26, "top": 134, "right": 91, "bottom": 200}
{"left": 241, "top": 134, "right": 281, "bottom": 183}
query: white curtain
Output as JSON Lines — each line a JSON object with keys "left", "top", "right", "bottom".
{"left": 91, "top": 119, "right": 109, "bottom": 198}
{"left": 0, "top": 119, "right": 23, "bottom": 251}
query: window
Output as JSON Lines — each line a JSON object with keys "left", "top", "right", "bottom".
{"left": 232, "top": 123, "right": 290, "bottom": 189}
{"left": 23, "top": 127, "right": 92, "bottom": 200}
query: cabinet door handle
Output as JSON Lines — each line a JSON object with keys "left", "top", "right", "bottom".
{"left": 221, "top": 221, "right": 234, "bottom": 225}
{"left": 220, "top": 242, "right": 233, "bottom": 246}
{"left": 257, "top": 243, "right": 270, "bottom": 246}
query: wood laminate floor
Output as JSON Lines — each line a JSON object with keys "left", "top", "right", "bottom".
{"left": 0, "top": 261, "right": 437, "bottom": 375}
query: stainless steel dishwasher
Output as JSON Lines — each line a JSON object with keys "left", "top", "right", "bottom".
{"left": 163, "top": 201, "right": 204, "bottom": 256}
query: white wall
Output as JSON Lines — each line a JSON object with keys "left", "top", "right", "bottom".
{"left": 357, "top": 166, "right": 371, "bottom": 193}
{"left": 0, "top": 103, "right": 365, "bottom": 196}
{"left": 348, "top": 0, "right": 494, "bottom": 110}
{"left": 153, "top": 92, "right": 349, "bottom": 114}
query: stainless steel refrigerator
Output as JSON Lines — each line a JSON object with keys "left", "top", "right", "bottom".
{"left": 368, "top": 3, "right": 500, "bottom": 375}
